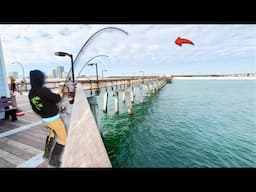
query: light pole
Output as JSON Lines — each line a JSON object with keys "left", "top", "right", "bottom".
{"left": 139, "top": 71, "right": 144, "bottom": 83}
{"left": 11, "top": 62, "right": 25, "bottom": 81}
{"left": 139, "top": 71, "right": 144, "bottom": 77}
{"left": 55, "top": 52, "right": 74, "bottom": 83}
{"left": 77, "top": 54, "right": 109, "bottom": 77}
{"left": 88, "top": 63, "right": 100, "bottom": 95}
{"left": 11, "top": 61, "right": 26, "bottom": 92}
{"left": 132, "top": 72, "right": 137, "bottom": 79}
{"left": 102, "top": 69, "right": 107, "bottom": 80}
{"left": 132, "top": 72, "right": 137, "bottom": 86}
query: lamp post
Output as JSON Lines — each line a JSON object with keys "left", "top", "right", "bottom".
{"left": 11, "top": 62, "right": 25, "bottom": 81}
{"left": 55, "top": 52, "right": 74, "bottom": 83}
{"left": 102, "top": 69, "right": 107, "bottom": 80}
{"left": 139, "top": 70, "right": 144, "bottom": 83}
{"left": 88, "top": 63, "right": 100, "bottom": 95}
{"left": 131, "top": 72, "right": 137, "bottom": 86}
{"left": 77, "top": 54, "right": 109, "bottom": 77}
{"left": 132, "top": 72, "right": 137, "bottom": 79}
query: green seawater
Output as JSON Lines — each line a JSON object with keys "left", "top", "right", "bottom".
{"left": 97, "top": 80, "right": 256, "bottom": 167}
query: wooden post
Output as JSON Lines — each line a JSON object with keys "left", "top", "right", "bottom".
{"left": 103, "top": 92, "right": 108, "bottom": 113}
{"left": 128, "top": 92, "right": 133, "bottom": 115}
{"left": 158, "top": 81, "right": 161, "bottom": 90}
{"left": 114, "top": 91, "right": 119, "bottom": 114}
{"left": 152, "top": 83, "right": 156, "bottom": 93}
{"left": 122, "top": 91, "right": 126, "bottom": 103}
{"left": 131, "top": 88, "right": 134, "bottom": 103}
{"left": 140, "top": 86, "right": 144, "bottom": 103}
{"left": 133, "top": 87, "right": 136, "bottom": 97}
{"left": 146, "top": 84, "right": 150, "bottom": 97}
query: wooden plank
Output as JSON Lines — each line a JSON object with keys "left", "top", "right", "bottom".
{"left": 13, "top": 132, "right": 45, "bottom": 145}
{"left": 21, "top": 114, "right": 41, "bottom": 121}
{"left": 17, "top": 118, "right": 36, "bottom": 124}
{"left": 1, "top": 119, "right": 28, "bottom": 127}
{"left": 7, "top": 134, "right": 44, "bottom": 150}
{"left": 17, "top": 130, "right": 46, "bottom": 141}
{"left": 24, "top": 129, "right": 47, "bottom": 138}
{"left": 0, "top": 138, "right": 42, "bottom": 154}
{"left": 0, "top": 157, "right": 15, "bottom": 167}
{"left": 0, "top": 121, "right": 42, "bottom": 138}
{"left": 28, "top": 125, "right": 48, "bottom": 134}
{"left": 0, "top": 140, "right": 35, "bottom": 160}
{"left": 0, "top": 149, "right": 24, "bottom": 166}
{"left": 20, "top": 127, "right": 48, "bottom": 138}
{"left": 22, "top": 116, "right": 41, "bottom": 123}
{"left": 17, "top": 152, "right": 45, "bottom": 168}
{"left": 0, "top": 123, "right": 15, "bottom": 133}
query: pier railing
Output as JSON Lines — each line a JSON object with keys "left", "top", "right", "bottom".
{"left": 13, "top": 76, "right": 171, "bottom": 95}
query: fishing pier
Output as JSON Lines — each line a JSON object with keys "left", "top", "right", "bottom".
{"left": 0, "top": 76, "right": 171, "bottom": 167}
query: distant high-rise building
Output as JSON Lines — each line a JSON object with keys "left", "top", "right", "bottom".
{"left": 61, "top": 71, "right": 68, "bottom": 79}
{"left": 56, "top": 66, "right": 64, "bottom": 78}
{"left": 52, "top": 69, "right": 57, "bottom": 78}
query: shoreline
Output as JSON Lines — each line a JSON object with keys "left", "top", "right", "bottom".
{"left": 172, "top": 77, "right": 256, "bottom": 80}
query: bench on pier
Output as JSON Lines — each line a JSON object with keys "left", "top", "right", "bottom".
{"left": 0, "top": 96, "right": 17, "bottom": 121}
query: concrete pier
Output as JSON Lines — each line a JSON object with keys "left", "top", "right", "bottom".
{"left": 139, "top": 86, "right": 144, "bottom": 103}
{"left": 0, "top": 76, "right": 171, "bottom": 167}
{"left": 62, "top": 84, "right": 112, "bottom": 167}
{"left": 122, "top": 91, "right": 126, "bottom": 103}
{"left": 133, "top": 87, "right": 136, "bottom": 97}
{"left": 114, "top": 91, "right": 119, "bottom": 114}
{"left": 127, "top": 96, "right": 133, "bottom": 115}
{"left": 131, "top": 88, "right": 135, "bottom": 103}
{"left": 103, "top": 92, "right": 108, "bottom": 113}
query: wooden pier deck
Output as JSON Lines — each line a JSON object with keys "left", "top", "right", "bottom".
{"left": 0, "top": 93, "right": 47, "bottom": 168}
{"left": 0, "top": 87, "right": 111, "bottom": 168}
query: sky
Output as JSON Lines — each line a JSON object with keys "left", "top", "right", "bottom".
{"left": 0, "top": 24, "right": 255, "bottom": 78}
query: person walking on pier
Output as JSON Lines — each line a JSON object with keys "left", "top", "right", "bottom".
{"left": 9, "top": 75, "right": 16, "bottom": 93}
{"left": 28, "top": 70, "right": 67, "bottom": 167}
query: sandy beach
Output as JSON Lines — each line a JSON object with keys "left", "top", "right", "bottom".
{"left": 172, "top": 77, "right": 256, "bottom": 80}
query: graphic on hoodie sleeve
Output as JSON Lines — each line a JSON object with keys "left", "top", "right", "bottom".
{"left": 31, "top": 96, "right": 44, "bottom": 111}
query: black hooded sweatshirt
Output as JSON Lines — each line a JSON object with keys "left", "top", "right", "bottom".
{"left": 28, "top": 70, "right": 61, "bottom": 118}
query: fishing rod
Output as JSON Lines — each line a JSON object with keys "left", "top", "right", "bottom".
{"left": 59, "top": 27, "right": 128, "bottom": 98}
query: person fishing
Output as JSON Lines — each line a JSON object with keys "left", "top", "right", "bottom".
{"left": 28, "top": 70, "right": 67, "bottom": 167}
{"left": 67, "top": 77, "right": 75, "bottom": 104}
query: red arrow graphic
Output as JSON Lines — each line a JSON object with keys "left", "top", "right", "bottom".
{"left": 175, "top": 37, "right": 194, "bottom": 46}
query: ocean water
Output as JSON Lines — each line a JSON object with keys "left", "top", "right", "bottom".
{"left": 97, "top": 80, "right": 256, "bottom": 167}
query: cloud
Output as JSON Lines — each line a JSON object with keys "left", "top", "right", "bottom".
{"left": 0, "top": 24, "right": 255, "bottom": 76}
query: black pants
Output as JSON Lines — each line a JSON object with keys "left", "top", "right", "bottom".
{"left": 5, "top": 108, "right": 17, "bottom": 121}
{"left": 11, "top": 84, "right": 16, "bottom": 92}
